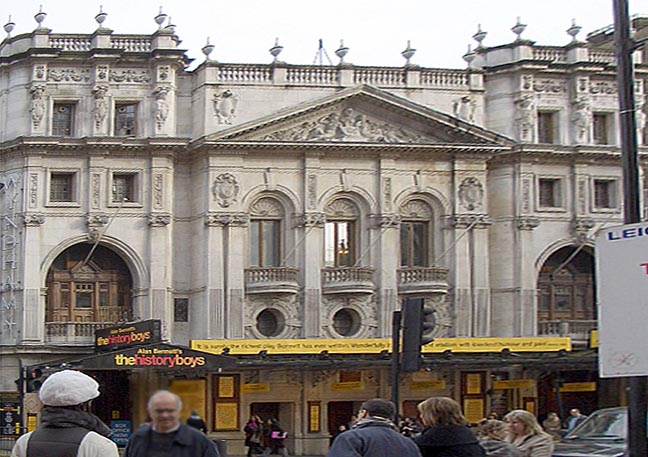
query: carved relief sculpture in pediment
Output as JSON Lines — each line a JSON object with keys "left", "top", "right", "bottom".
{"left": 250, "top": 197, "right": 283, "bottom": 218}
{"left": 212, "top": 173, "right": 240, "bottom": 208}
{"left": 325, "top": 198, "right": 358, "bottom": 218}
{"left": 261, "top": 107, "right": 423, "bottom": 143}
{"left": 213, "top": 89, "right": 239, "bottom": 125}
{"left": 399, "top": 200, "right": 433, "bottom": 220}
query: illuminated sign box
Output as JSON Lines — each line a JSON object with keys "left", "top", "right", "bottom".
{"left": 94, "top": 319, "right": 162, "bottom": 352}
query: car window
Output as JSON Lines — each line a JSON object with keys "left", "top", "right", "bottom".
{"left": 568, "top": 411, "right": 626, "bottom": 439}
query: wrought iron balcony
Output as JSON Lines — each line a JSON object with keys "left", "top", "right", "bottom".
{"left": 538, "top": 319, "right": 597, "bottom": 346}
{"left": 397, "top": 266, "right": 450, "bottom": 295}
{"left": 245, "top": 267, "right": 299, "bottom": 294}
{"left": 321, "top": 267, "right": 375, "bottom": 294}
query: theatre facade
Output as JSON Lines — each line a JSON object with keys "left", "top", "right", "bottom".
{"left": 1, "top": 8, "right": 647, "bottom": 455}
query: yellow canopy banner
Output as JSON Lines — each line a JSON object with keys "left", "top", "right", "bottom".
{"left": 191, "top": 337, "right": 570, "bottom": 355}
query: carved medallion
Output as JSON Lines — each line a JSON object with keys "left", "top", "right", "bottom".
{"left": 458, "top": 177, "right": 484, "bottom": 211}
{"left": 212, "top": 173, "right": 240, "bottom": 207}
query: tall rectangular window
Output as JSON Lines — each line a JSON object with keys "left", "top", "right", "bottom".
{"left": 400, "top": 222, "right": 428, "bottom": 267}
{"left": 593, "top": 113, "right": 609, "bottom": 145}
{"left": 538, "top": 178, "right": 561, "bottom": 208}
{"left": 52, "top": 103, "right": 75, "bottom": 136}
{"left": 50, "top": 173, "right": 75, "bottom": 202}
{"left": 324, "top": 221, "right": 355, "bottom": 267}
{"left": 593, "top": 179, "right": 616, "bottom": 209}
{"left": 537, "top": 112, "right": 556, "bottom": 144}
{"left": 249, "top": 220, "right": 280, "bottom": 267}
{"left": 112, "top": 174, "right": 135, "bottom": 203}
{"left": 114, "top": 103, "right": 137, "bottom": 136}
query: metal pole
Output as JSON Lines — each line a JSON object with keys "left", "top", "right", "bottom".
{"left": 612, "top": 1, "right": 647, "bottom": 456}
{"left": 391, "top": 310, "right": 401, "bottom": 421}
{"left": 18, "top": 359, "right": 25, "bottom": 435}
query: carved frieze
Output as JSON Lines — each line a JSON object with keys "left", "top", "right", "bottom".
{"left": 212, "top": 173, "right": 239, "bottom": 208}
{"left": 153, "top": 174, "right": 163, "bottom": 209}
{"left": 533, "top": 79, "right": 567, "bottom": 93}
{"left": 48, "top": 68, "right": 90, "bottom": 82}
{"left": 589, "top": 81, "right": 617, "bottom": 95}
{"left": 447, "top": 214, "right": 491, "bottom": 229}
{"left": 110, "top": 69, "right": 151, "bottom": 83}
{"left": 204, "top": 213, "right": 249, "bottom": 227}
{"left": 516, "top": 216, "right": 540, "bottom": 231}
{"left": 148, "top": 214, "right": 171, "bottom": 226}
{"left": 23, "top": 213, "right": 45, "bottom": 226}
{"left": 295, "top": 212, "right": 326, "bottom": 227}
{"left": 307, "top": 174, "right": 317, "bottom": 210}
{"left": 372, "top": 214, "right": 400, "bottom": 228}
{"left": 382, "top": 177, "right": 392, "bottom": 212}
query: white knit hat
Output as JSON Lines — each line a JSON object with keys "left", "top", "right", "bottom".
{"left": 39, "top": 370, "right": 100, "bottom": 406}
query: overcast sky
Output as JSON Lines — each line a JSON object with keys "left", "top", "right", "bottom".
{"left": 1, "top": 0, "right": 645, "bottom": 69}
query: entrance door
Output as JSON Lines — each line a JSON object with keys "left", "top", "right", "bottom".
{"left": 86, "top": 370, "right": 131, "bottom": 426}
{"left": 327, "top": 401, "right": 355, "bottom": 436}
{"left": 251, "top": 402, "right": 279, "bottom": 423}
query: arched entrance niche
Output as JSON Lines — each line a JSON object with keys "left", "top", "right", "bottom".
{"left": 46, "top": 243, "right": 133, "bottom": 323}
{"left": 537, "top": 245, "right": 596, "bottom": 323}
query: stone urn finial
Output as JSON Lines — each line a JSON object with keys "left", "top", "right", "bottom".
{"left": 269, "top": 38, "right": 283, "bottom": 62}
{"left": 401, "top": 40, "right": 416, "bottom": 66}
{"left": 566, "top": 19, "right": 582, "bottom": 43}
{"left": 472, "top": 24, "right": 487, "bottom": 48}
{"left": 163, "top": 16, "right": 176, "bottom": 33}
{"left": 463, "top": 44, "right": 476, "bottom": 68}
{"left": 95, "top": 6, "right": 108, "bottom": 29}
{"left": 34, "top": 5, "right": 47, "bottom": 29}
{"left": 4, "top": 15, "right": 15, "bottom": 37}
{"left": 154, "top": 6, "right": 167, "bottom": 29}
{"left": 511, "top": 16, "right": 527, "bottom": 41}
{"left": 335, "top": 39, "right": 349, "bottom": 64}
{"left": 202, "top": 37, "right": 215, "bottom": 61}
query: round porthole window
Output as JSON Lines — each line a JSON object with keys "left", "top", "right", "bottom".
{"left": 256, "top": 308, "right": 284, "bottom": 337}
{"left": 332, "top": 308, "right": 361, "bottom": 336}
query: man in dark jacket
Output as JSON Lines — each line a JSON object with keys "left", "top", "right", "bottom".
{"left": 326, "top": 398, "right": 422, "bottom": 457}
{"left": 125, "top": 390, "right": 219, "bottom": 457}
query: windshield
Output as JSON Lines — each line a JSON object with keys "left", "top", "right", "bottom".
{"left": 567, "top": 410, "right": 626, "bottom": 440}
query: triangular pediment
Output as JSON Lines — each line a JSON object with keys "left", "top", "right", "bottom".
{"left": 205, "top": 85, "right": 510, "bottom": 146}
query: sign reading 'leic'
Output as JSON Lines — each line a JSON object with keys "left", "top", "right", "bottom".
{"left": 596, "top": 222, "right": 648, "bottom": 377}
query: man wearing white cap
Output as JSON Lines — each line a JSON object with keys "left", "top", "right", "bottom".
{"left": 11, "top": 370, "right": 119, "bottom": 457}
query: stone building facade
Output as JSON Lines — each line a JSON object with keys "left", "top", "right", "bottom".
{"left": 1, "top": 9, "right": 647, "bottom": 455}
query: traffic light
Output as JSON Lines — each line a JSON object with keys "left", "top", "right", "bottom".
{"left": 25, "top": 367, "right": 44, "bottom": 393}
{"left": 401, "top": 298, "right": 435, "bottom": 372}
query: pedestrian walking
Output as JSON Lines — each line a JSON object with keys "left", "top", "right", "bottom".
{"left": 413, "top": 396, "right": 486, "bottom": 457}
{"left": 244, "top": 414, "right": 263, "bottom": 456}
{"left": 124, "top": 390, "right": 220, "bottom": 457}
{"left": 261, "top": 418, "right": 289, "bottom": 457}
{"left": 504, "top": 410, "right": 554, "bottom": 457}
{"left": 327, "top": 398, "right": 422, "bottom": 457}
{"left": 10, "top": 370, "right": 119, "bottom": 457}
{"left": 187, "top": 410, "right": 208, "bottom": 433}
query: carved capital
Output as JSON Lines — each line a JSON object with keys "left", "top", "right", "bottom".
{"left": 447, "top": 214, "right": 491, "bottom": 229}
{"left": 205, "top": 212, "right": 249, "bottom": 227}
{"left": 294, "top": 212, "right": 326, "bottom": 228}
{"left": 572, "top": 217, "right": 595, "bottom": 242}
{"left": 87, "top": 213, "right": 109, "bottom": 227}
{"left": 516, "top": 216, "right": 540, "bottom": 231}
{"left": 371, "top": 213, "right": 401, "bottom": 228}
{"left": 148, "top": 213, "right": 171, "bottom": 226}
{"left": 23, "top": 213, "right": 45, "bottom": 226}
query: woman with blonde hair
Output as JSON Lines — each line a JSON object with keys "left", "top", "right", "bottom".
{"left": 477, "top": 419, "right": 519, "bottom": 457}
{"left": 503, "top": 410, "right": 554, "bottom": 457}
{"left": 413, "top": 396, "right": 485, "bottom": 457}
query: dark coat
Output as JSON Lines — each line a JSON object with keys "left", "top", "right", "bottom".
{"left": 326, "top": 418, "right": 422, "bottom": 457}
{"left": 413, "top": 424, "right": 486, "bottom": 457}
{"left": 124, "top": 423, "right": 220, "bottom": 457}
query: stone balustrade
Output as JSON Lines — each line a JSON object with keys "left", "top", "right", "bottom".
{"left": 245, "top": 267, "right": 299, "bottom": 294}
{"left": 397, "top": 266, "right": 449, "bottom": 295}
{"left": 45, "top": 322, "right": 110, "bottom": 344}
{"left": 538, "top": 319, "right": 597, "bottom": 346}
{"left": 321, "top": 267, "right": 375, "bottom": 294}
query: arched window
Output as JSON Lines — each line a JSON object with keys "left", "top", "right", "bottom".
{"left": 249, "top": 197, "right": 284, "bottom": 267}
{"left": 537, "top": 246, "right": 596, "bottom": 321}
{"left": 46, "top": 244, "right": 132, "bottom": 322}
{"left": 324, "top": 198, "right": 359, "bottom": 267}
{"left": 399, "top": 200, "right": 433, "bottom": 267}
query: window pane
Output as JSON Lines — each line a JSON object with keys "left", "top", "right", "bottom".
{"left": 594, "top": 180, "right": 614, "bottom": 208}
{"left": 400, "top": 225, "right": 409, "bottom": 267}
{"left": 412, "top": 222, "right": 427, "bottom": 266}
{"left": 325, "top": 222, "right": 336, "bottom": 267}
{"left": 537, "top": 112, "right": 555, "bottom": 144}
{"left": 539, "top": 179, "right": 559, "bottom": 207}
{"left": 262, "top": 221, "right": 279, "bottom": 266}
{"left": 249, "top": 222, "right": 260, "bottom": 266}
{"left": 593, "top": 114, "right": 608, "bottom": 145}
{"left": 50, "top": 173, "right": 74, "bottom": 202}
{"left": 112, "top": 174, "right": 134, "bottom": 202}
{"left": 325, "top": 221, "right": 355, "bottom": 267}
{"left": 52, "top": 104, "right": 74, "bottom": 136}
{"left": 115, "top": 103, "right": 137, "bottom": 136}
{"left": 338, "top": 222, "right": 352, "bottom": 266}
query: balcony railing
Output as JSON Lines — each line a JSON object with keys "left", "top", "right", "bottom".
{"left": 245, "top": 267, "right": 299, "bottom": 294}
{"left": 321, "top": 267, "right": 375, "bottom": 294}
{"left": 45, "top": 322, "right": 113, "bottom": 345}
{"left": 397, "top": 266, "right": 449, "bottom": 295}
{"left": 538, "top": 319, "right": 597, "bottom": 345}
